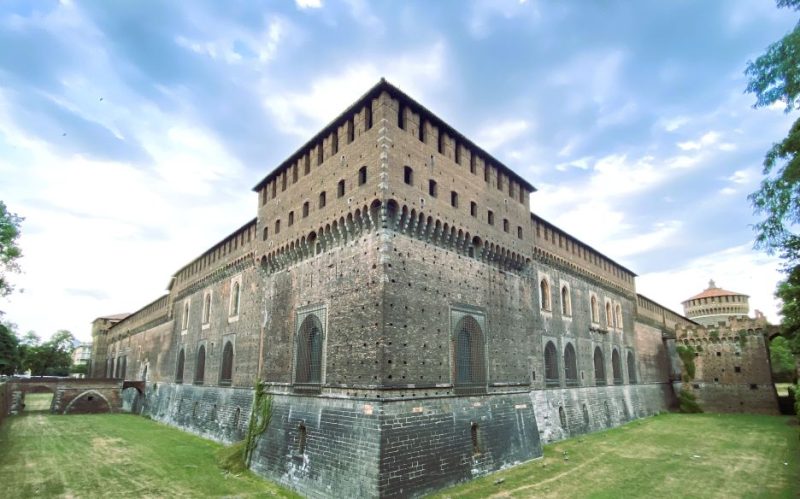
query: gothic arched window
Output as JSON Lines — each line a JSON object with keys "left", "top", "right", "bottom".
{"left": 564, "top": 343, "right": 579, "bottom": 386}
{"left": 612, "top": 349, "right": 623, "bottom": 385}
{"left": 453, "top": 315, "right": 486, "bottom": 393}
{"left": 540, "top": 279, "right": 551, "bottom": 311}
{"left": 545, "top": 341, "right": 559, "bottom": 387}
{"left": 594, "top": 347, "right": 606, "bottom": 386}
{"left": 295, "top": 315, "right": 323, "bottom": 385}
{"left": 194, "top": 345, "right": 206, "bottom": 385}
{"left": 627, "top": 351, "right": 637, "bottom": 384}
{"left": 175, "top": 349, "right": 185, "bottom": 384}
{"left": 219, "top": 342, "right": 234, "bottom": 386}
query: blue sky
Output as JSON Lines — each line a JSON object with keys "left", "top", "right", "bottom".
{"left": 0, "top": 0, "right": 795, "bottom": 342}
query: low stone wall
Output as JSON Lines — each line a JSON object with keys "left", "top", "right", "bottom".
{"left": 688, "top": 382, "right": 780, "bottom": 414}
{"left": 141, "top": 382, "right": 254, "bottom": 444}
{"left": 531, "top": 383, "right": 676, "bottom": 445}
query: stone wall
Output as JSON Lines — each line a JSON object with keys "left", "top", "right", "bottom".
{"left": 0, "top": 382, "right": 8, "bottom": 426}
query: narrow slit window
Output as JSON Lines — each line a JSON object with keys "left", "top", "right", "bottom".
{"left": 302, "top": 201, "right": 309, "bottom": 218}
{"left": 319, "top": 191, "right": 326, "bottom": 209}
{"left": 487, "top": 210, "right": 494, "bottom": 225}
{"left": 331, "top": 132, "right": 338, "bottom": 154}
{"left": 337, "top": 179, "right": 345, "bottom": 198}
{"left": 288, "top": 211, "right": 294, "bottom": 227}
{"left": 275, "top": 219, "right": 280, "bottom": 235}
{"left": 503, "top": 219, "right": 509, "bottom": 233}
{"left": 450, "top": 191, "right": 459, "bottom": 208}
{"left": 429, "top": 179, "right": 437, "bottom": 197}
{"left": 470, "top": 202, "right": 477, "bottom": 217}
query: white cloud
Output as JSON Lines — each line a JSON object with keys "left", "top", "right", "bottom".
{"left": 475, "top": 119, "right": 530, "bottom": 151}
{"left": 263, "top": 42, "right": 447, "bottom": 137}
{"left": 467, "top": 0, "right": 540, "bottom": 38}
{"left": 677, "top": 131, "right": 720, "bottom": 151}
{"left": 660, "top": 116, "right": 689, "bottom": 132}
{"left": 175, "top": 16, "right": 287, "bottom": 65}
{"left": 638, "top": 244, "right": 782, "bottom": 323}
{"left": 296, "top": 0, "right": 323, "bottom": 8}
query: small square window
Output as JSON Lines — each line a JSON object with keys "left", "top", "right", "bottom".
{"left": 734, "top": 366, "right": 741, "bottom": 373}
{"left": 716, "top": 352, "right": 721, "bottom": 357}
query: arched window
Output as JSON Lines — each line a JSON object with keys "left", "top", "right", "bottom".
{"left": 295, "top": 315, "right": 323, "bottom": 385}
{"left": 615, "top": 304, "right": 623, "bottom": 329}
{"left": 202, "top": 293, "right": 211, "bottom": 324}
{"left": 230, "top": 281, "right": 240, "bottom": 317}
{"left": 606, "top": 302, "right": 613, "bottom": 328}
{"left": 453, "top": 315, "right": 486, "bottom": 393}
{"left": 540, "top": 279, "right": 551, "bottom": 311}
{"left": 219, "top": 342, "right": 234, "bottom": 386}
{"left": 544, "top": 341, "right": 559, "bottom": 387}
{"left": 612, "top": 349, "right": 622, "bottom": 385}
{"left": 627, "top": 351, "right": 637, "bottom": 384}
{"left": 564, "top": 343, "right": 579, "bottom": 386}
{"left": 404, "top": 166, "right": 413, "bottom": 185}
{"left": 561, "top": 285, "right": 571, "bottom": 316}
{"left": 194, "top": 345, "right": 206, "bottom": 385}
{"left": 593, "top": 347, "right": 606, "bottom": 386}
{"left": 590, "top": 295, "right": 599, "bottom": 323}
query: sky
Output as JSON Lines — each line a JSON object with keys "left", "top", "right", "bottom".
{"left": 0, "top": 0, "right": 796, "bottom": 343}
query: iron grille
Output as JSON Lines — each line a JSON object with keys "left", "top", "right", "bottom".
{"left": 295, "top": 314, "right": 323, "bottom": 386}
{"left": 612, "top": 350, "right": 623, "bottom": 385}
{"left": 194, "top": 345, "right": 205, "bottom": 385}
{"left": 544, "top": 341, "right": 560, "bottom": 387}
{"left": 564, "top": 344, "right": 579, "bottom": 386}
{"left": 454, "top": 315, "right": 486, "bottom": 394}
{"left": 175, "top": 350, "right": 185, "bottom": 384}
{"left": 219, "top": 342, "right": 234, "bottom": 386}
{"left": 593, "top": 347, "right": 606, "bottom": 386}
{"left": 627, "top": 352, "right": 637, "bottom": 384}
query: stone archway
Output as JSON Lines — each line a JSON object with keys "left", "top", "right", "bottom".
{"left": 64, "top": 390, "right": 111, "bottom": 414}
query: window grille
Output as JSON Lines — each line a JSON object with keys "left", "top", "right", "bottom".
{"left": 453, "top": 315, "right": 486, "bottom": 394}
{"left": 219, "top": 342, "right": 234, "bottom": 386}
{"left": 295, "top": 314, "right": 323, "bottom": 389}
{"left": 564, "top": 343, "right": 579, "bottom": 386}
{"left": 544, "top": 341, "right": 559, "bottom": 387}
{"left": 593, "top": 347, "right": 606, "bottom": 386}
{"left": 194, "top": 345, "right": 206, "bottom": 385}
{"left": 612, "top": 349, "right": 622, "bottom": 385}
{"left": 627, "top": 351, "right": 636, "bottom": 384}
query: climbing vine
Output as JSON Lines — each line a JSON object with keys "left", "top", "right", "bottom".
{"left": 737, "top": 330, "right": 748, "bottom": 348}
{"left": 244, "top": 380, "right": 273, "bottom": 465}
{"left": 676, "top": 345, "right": 696, "bottom": 381}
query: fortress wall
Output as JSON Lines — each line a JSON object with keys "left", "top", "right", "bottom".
{"left": 633, "top": 321, "right": 674, "bottom": 384}
{"left": 260, "top": 231, "right": 384, "bottom": 387}
{"left": 141, "top": 383, "right": 254, "bottom": 444}
{"left": 250, "top": 392, "right": 540, "bottom": 499}
{"left": 677, "top": 322, "right": 779, "bottom": 414}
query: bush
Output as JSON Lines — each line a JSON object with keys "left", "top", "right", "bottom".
{"left": 678, "top": 388, "right": 703, "bottom": 413}
{"left": 216, "top": 441, "right": 247, "bottom": 474}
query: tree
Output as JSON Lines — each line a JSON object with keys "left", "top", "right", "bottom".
{"left": 747, "top": 1, "right": 800, "bottom": 351}
{"left": 770, "top": 336, "right": 797, "bottom": 381}
{"left": 0, "top": 201, "right": 23, "bottom": 298}
{"left": 20, "top": 330, "right": 76, "bottom": 376}
{"left": 0, "top": 320, "right": 20, "bottom": 375}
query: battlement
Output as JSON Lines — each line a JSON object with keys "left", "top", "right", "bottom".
{"left": 636, "top": 294, "right": 697, "bottom": 331}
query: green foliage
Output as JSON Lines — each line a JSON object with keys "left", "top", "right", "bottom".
{"left": 0, "top": 321, "right": 20, "bottom": 375}
{"left": 19, "top": 330, "right": 76, "bottom": 376}
{"left": 738, "top": 330, "right": 749, "bottom": 348}
{"left": 771, "top": 336, "right": 796, "bottom": 382}
{"left": 746, "top": 1, "right": 800, "bottom": 353}
{"left": 709, "top": 330, "right": 720, "bottom": 341}
{"left": 678, "top": 388, "right": 703, "bottom": 414}
{"left": 69, "top": 363, "right": 88, "bottom": 376}
{"left": 0, "top": 201, "right": 23, "bottom": 298}
{"left": 676, "top": 345, "right": 696, "bottom": 381}
{"left": 245, "top": 381, "right": 273, "bottom": 465}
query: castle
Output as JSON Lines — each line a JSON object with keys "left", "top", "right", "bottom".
{"left": 91, "top": 80, "right": 778, "bottom": 498}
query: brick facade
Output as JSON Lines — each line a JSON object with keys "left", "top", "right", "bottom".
{"left": 91, "top": 80, "right": 778, "bottom": 497}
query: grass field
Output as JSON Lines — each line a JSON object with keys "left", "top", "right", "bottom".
{"left": 775, "top": 383, "right": 793, "bottom": 397}
{"left": 0, "top": 413, "right": 298, "bottom": 498}
{"left": 0, "top": 412, "right": 796, "bottom": 498}
{"left": 23, "top": 393, "right": 53, "bottom": 412}
{"left": 433, "top": 413, "right": 799, "bottom": 498}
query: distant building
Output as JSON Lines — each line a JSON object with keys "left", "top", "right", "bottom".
{"left": 682, "top": 279, "right": 750, "bottom": 327}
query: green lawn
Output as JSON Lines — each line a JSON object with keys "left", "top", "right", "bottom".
{"left": 775, "top": 383, "right": 793, "bottom": 397}
{"left": 23, "top": 393, "right": 53, "bottom": 412}
{"left": 0, "top": 413, "right": 298, "bottom": 498}
{"left": 433, "top": 413, "right": 799, "bottom": 499}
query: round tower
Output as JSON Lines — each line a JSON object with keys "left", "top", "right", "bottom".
{"left": 681, "top": 279, "right": 749, "bottom": 327}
